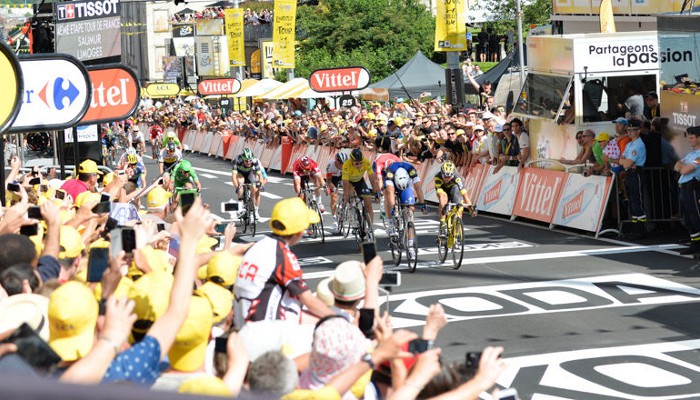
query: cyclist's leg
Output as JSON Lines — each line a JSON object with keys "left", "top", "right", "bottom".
{"left": 330, "top": 176, "right": 341, "bottom": 215}
{"left": 384, "top": 179, "right": 396, "bottom": 233}
{"left": 400, "top": 185, "right": 416, "bottom": 217}
{"left": 312, "top": 172, "right": 324, "bottom": 208}
{"left": 437, "top": 189, "right": 448, "bottom": 220}
{"left": 355, "top": 180, "right": 374, "bottom": 225}
{"left": 248, "top": 171, "right": 260, "bottom": 211}
{"left": 293, "top": 175, "right": 302, "bottom": 197}
{"left": 448, "top": 186, "right": 463, "bottom": 217}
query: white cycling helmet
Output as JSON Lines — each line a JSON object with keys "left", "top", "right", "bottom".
{"left": 127, "top": 147, "right": 137, "bottom": 155}
{"left": 394, "top": 168, "right": 410, "bottom": 190}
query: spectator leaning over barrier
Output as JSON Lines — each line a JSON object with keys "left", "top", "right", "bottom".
{"left": 60, "top": 160, "right": 103, "bottom": 204}
{"left": 674, "top": 126, "right": 700, "bottom": 255}
{"left": 510, "top": 118, "right": 530, "bottom": 168}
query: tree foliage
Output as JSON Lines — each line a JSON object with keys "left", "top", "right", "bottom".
{"left": 473, "top": 0, "right": 552, "bottom": 36}
{"left": 295, "top": 0, "right": 435, "bottom": 83}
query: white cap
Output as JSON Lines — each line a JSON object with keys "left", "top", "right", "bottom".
{"left": 474, "top": 125, "right": 485, "bottom": 131}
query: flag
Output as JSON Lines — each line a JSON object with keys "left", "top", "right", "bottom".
{"left": 434, "top": 0, "right": 467, "bottom": 52}
{"left": 599, "top": 0, "right": 616, "bottom": 33}
{"left": 225, "top": 9, "right": 246, "bottom": 67}
{"left": 272, "top": 0, "right": 296, "bottom": 69}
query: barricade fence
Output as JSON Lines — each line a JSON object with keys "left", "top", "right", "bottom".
{"left": 164, "top": 127, "right": 681, "bottom": 237}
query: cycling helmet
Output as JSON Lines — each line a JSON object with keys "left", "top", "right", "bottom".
{"left": 300, "top": 156, "right": 311, "bottom": 170}
{"left": 335, "top": 152, "right": 349, "bottom": 164}
{"left": 167, "top": 142, "right": 176, "bottom": 151}
{"left": 127, "top": 147, "right": 137, "bottom": 156}
{"left": 241, "top": 148, "right": 254, "bottom": 161}
{"left": 441, "top": 161, "right": 456, "bottom": 177}
{"left": 350, "top": 148, "right": 363, "bottom": 162}
{"left": 166, "top": 131, "right": 176, "bottom": 138}
{"left": 394, "top": 168, "right": 410, "bottom": 190}
{"left": 179, "top": 160, "right": 193, "bottom": 172}
{"left": 127, "top": 154, "right": 138, "bottom": 165}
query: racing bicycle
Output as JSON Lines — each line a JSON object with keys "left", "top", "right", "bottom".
{"left": 436, "top": 203, "right": 468, "bottom": 269}
{"left": 388, "top": 200, "right": 420, "bottom": 273}
{"left": 300, "top": 182, "right": 325, "bottom": 243}
{"left": 238, "top": 183, "right": 258, "bottom": 236}
{"left": 343, "top": 194, "right": 374, "bottom": 246}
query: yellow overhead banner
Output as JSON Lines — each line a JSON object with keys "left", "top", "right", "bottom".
{"left": 272, "top": 0, "right": 296, "bottom": 69}
{"left": 434, "top": 0, "right": 466, "bottom": 52}
{"left": 146, "top": 83, "right": 181, "bottom": 97}
{"left": 225, "top": 9, "right": 246, "bottom": 67}
{"left": 262, "top": 41, "right": 275, "bottom": 79}
{"left": 0, "top": 42, "right": 22, "bottom": 133}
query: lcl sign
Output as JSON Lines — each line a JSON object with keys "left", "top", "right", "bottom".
{"left": 81, "top": 64, "right": 140, "bottom": 124}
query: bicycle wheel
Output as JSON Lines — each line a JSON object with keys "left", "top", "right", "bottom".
{"left": 436, "top": 220, "right": 448, "bottom": 263}
{"left": 241, "top": 209, "right": 249, "bottom": 234}
{"left": 406, "top": 221, "right": 418, "bottom": 273}
{"left": 390, "top": 225, "right": 402, "bottom": 266}
{"left": 450, "top": 217, "right": 464, "bottom": 269}
{"left": 316, "top": 207, "right": 325, "bottom": 243}
{"left": 341, "top": 206, "right": 352, "bottom": 238}
{"left": 248, "top": 196, "right": 257, "bottom": 237}
{"left": 361, "top": 207, "right": 374, "bottom": 242}
{"left": 354, "top": 208, "right": 364, "bottom": 244}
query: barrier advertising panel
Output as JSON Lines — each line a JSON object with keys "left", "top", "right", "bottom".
{"left": 309, "top": 67, "right": 370, "bottom": 93}
{"left": 0, "top": 42, "right": 22, "bottom": 133}
{"left": 81, "top": 65, "right": 140, "bottom": 124}
{"left": 54, "top": 0, "right": 121, "bottom": 61}
{"left": 512, "top": 168, "right": 567, "bottom": 223}
{"left": 552, "top": 174, "right": 613, "bottom": 232}
{"left": 476, "top": 166, "right": 520, "bottom": 216}
{"left": 198, "top": 78, "right": 241, "bottom": 96}
{"left": 10, "top": 54, "right": 92, "bottom": 133}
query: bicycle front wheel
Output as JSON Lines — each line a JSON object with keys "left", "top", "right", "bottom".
{"left": 313, "top": 202, "right": 325, "bottom": 243}
{"left": 450, "top": 217, "right": 464, "bottom": 269}
{"left": 406, "top": 221, "right": 418, "bottom": 273}
{"left": 341, "top": 206, "right": 352, "bottom": 238}
{"left": 249, "top": 197, "right": 257, "bottom": 237}
{"left": 361, "top": 207, "right": 374, "bottom": 242}
{"left": 436, "top": 221, "right": 448, "bottom": 264}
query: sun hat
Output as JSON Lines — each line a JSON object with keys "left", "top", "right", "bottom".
{"left": 329, "top": 261, "right": 365, "bottom": 302}
{"left": 48, "top": 281, "right": 99, "bottom": 361}
{"left": 0, "top": 294, "right": 50, "bottom": 341}
{"left": 315, "top": 278, "right": 335, "bottom": 307}
{"left": 269, "top": 197, "right": 320, "bottom": 236}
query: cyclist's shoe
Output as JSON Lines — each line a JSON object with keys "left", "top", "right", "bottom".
{"left": 254, "top": 210, "right": 261, "bottom": 220}
{"left": 319, "top": 204, "right": 326, "bottom": 213}
{"left": 387, "top": 226, "right": 397, "bottom": 237}
{"left": 438, "top": 220, "right": 447, "bottom": 238}
{"left": 333, "top": 221, "right": 339, "bottom": 231}
{"left": 408, "top": 248, "right": 417, "bottom": 261}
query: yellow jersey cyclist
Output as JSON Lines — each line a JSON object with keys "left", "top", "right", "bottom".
{"left": 158, "top": 142, "right": 182, "bottom": 175}
{"left": 342, "top": 148, "right": 380, "bottom": 225}
{"left": 434, "top": 161, "right": 475, "bottom": 230}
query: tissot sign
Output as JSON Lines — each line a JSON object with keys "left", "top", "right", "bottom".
{"left": 198, "top": 78, "right": 241, "bottom": 96}
{"left": 81, "top": 65, "right": 140, "bottom": 124}
{"left": 54, "top": 0, "right": 121, "bottom": 61}
{"left": 309, "top": 67, "right": 370, "bottom": 93}
{"left": 10, "top": 54, "right": 91, "bottom": 133}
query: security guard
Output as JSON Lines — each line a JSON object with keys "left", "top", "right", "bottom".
{"left": 619, "top": 119, "right": 647, "bottom": 240}
{"left": 674, "top": 126, "right": 700, "bottom": 255}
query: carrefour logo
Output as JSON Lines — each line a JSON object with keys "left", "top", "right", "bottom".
{"left": 36, "top": 77, "right": 80, "bottom": 110}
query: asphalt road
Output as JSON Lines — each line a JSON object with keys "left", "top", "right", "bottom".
{"left": 143, "top": 150, "right": 700, "bottom": 400}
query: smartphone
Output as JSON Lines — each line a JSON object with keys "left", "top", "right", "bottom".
{"left": 379, "top": 271, "right": 401, "bottom": 287}
{"left": 27, "top": 206, "right": 43, "bottom": 220}
{"left": 215, "top": 222, "right": 229, "bottom": 234}
{"left": 121, "top": 228, "right": 136, "bottom": 253}
{"left": 180, "top": 191, "right": 197, "bottom": 215}
{"left": 214, "top": 336, "right": 228, "bottom": 354}
{"left": 407, "top": 339, "right": 430, "bottom": 354}
{"left": 465, "top": 351, "right": 483, "bottom": 371}
{"left": 157, "top": 222, "right": 166, "bottom": 232}
{"left": 87, "top": 247, "right": 110, "bottom": 282}
{"left": 221, "top": 202, "right": 240, "bottom": 213}
{"left": 496, "top": 388, "right": 519, "bottom": 400}
{"left": 157, "top": 178, "right": 164, "bottom": 185}
{"left": 105, "top": 217, "right": 118, "bottom": 232}
{"left": 361, "top": 241, "right": 376, "bottom": 264}
{"left": 7, "top": 183, "right": 20, "bottom": 192}
{"left": 28, "top": 177, "right": 41, "bottom": 186}
{"left": 55, "top": 189, "right": 67, "bottom": 200}
{"left": 117, "top": 170, "right": 127, "bottom": 176}
{"left": 100, "top": 193, "right": 111, "bottom": 203}
{"left": 20, "top": 224, "right": 38, "bottom": 237}
{"left": 3, "top": 323, "right": 62, "bottom": 373}
{"left": 92, "top": 201, "right": 112, "bottom": 214}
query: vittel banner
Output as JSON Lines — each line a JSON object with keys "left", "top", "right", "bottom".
{"left": 513, "top": 168, "right": 567, "bottom": 223}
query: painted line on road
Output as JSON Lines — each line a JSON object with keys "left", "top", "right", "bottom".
{"left": 302, "top": 243, "right": 684, "bottom": 279}
{"left": 199, "top": 173, "right": 218, "bottom": 179}
{"left": 260, "top": 192, "right": 283, "bottom": 200}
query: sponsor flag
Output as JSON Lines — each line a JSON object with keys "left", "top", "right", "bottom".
{"left": 599, "top": 0, "right": 616, "bottom": 33}
{"left": 434, "top": 0, "right": 466, "bottom": 52}
{"left": 272, "top": 0, "right": 296, "bottom": 69}
{"left": 224, "top": 9, "right": 245, "bottom": 67}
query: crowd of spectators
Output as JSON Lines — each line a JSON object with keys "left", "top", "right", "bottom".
{"left": 169, "top": 7, "right": 272, "bottom": 24}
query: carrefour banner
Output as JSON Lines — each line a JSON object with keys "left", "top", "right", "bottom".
{"left": 434, "top": 0, "right": 466, "bottom": 52}
{"left": 272, "top": 0, "right": 296, "bottom": 69}
{"left": 224, "top": 9, "right": 245, "bottom": 67}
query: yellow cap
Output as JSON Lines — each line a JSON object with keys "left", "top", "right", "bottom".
{"left": 269, "top": 197, "right": 320, "bottom": 236}
{"left": 93, "top": 276, "right": 134, "bottom": 301}
{"left": 196, "top": 282, "right": 233, "bottom": 324}
{"left": 102, "top": 172, "right": 116, "bottom": 187}
{"left": 147, "top": 186, "right": 171, "bottom": 210}
{"left": 77, "top": 159, "right": 103, "bottom": 175}
{"left": 596, "top": 132, "right": 611, "bottom": 141}
{"left": 74, "top": 191, "right": 100, "bottom": 209}
{"left": 59, "top": 226, "right": 85, "bottom": 259}
{"left": 455, "top": 129, "right": 466, "bottom": 136}
{"left": 129, "top": 271, "right": 174, "bottom": 325}
{"left": 394, "top": 117, "right": 404, "bottom": 127}
{"left": 178, "top": 375, "right": 232, "bottom": 397}
{"left": 48, "top": 281, "right": 98, "bottom": 361}
{"left": 320, "top": 124, "right": 328, "bottom": 132}
{"left": 367, "top": 112, "right": 376, "bottom": 120}
{"left": 138, "top": 245, "right": 173, "bottom": 274}
{"left": 168, "top": 295, "right": 214, "bottom": 372}
{"left": 206, "top": 251, "right": 242, "bottom": 286}
{"left": 196, "top": 236, "right": 219, "bottom": 254}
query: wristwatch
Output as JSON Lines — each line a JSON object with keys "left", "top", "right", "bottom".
{"left": 361, "top": 353, "right": 376, "bottom": 369}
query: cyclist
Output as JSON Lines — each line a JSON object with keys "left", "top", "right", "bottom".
{"left": 125, "top": 154, "right": 147, "bottom": 189}
{"left": 231, "top": 148, "right": 265, "bottom": 219}
{"left": 162, "top": 130, "right": 183, "bottom": 151}
{"left": 117, "top": 147, "right": 143, "bottom": 170}
{"left": 159, "top": 142, "right": 183, "bottom": 175}
{"left": 434, "top": 161, "right": 474, "bottom": 230}
{"left": 170, "top": 159, "right": 201, "bottom": 192}
{"left": 128, "top": 125, "right": 146, "bottom": 156}
{"left": 149, "top": 121, "right": 164, "bottom": 158}
{"left": 327, "top": 152, "right": 347, "bottom": 231}
{"left": 292, "top": 156, "right": 327, "bottom": 213}
{"left": 383, "top": 161, "right": 426, "bottom": 236}
{"left": 342, "top": 148, "right": 379, "bottom": 226}
{"left": 101, "top": 126, "right": 118, "bottom": 166}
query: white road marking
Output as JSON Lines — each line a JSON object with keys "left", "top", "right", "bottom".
{"left": 302, "top": 244, "right": 684, "bottom": 279}
{"left": 260, "top": 192, "right": 283, "bottom": 200}
{"left": 199, "top": 173, "right": 218, "bottom": 179}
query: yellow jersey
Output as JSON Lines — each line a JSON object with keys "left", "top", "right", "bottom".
{"left": 342, "top": 158, "right": 372, "bottom": 182}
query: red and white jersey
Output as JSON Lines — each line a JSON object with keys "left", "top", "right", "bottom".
{"left": 292, "top": 158, "right": 321, "bottom": 178}
{"left": 326, "top": 160, "right": 342, "bottom": 177}
{"left": 149, "top": 125, "right": 163, "bottom": 140}
{"left": 233, "top": 236, "right": 309, "bottom": 329}
{"left": 374, "top": 153, "right": 400, "bottom": 176}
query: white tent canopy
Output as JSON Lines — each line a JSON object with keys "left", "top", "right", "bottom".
{"left": 259, "top": 78, "right": 309, "bottom": 100}
{"left": 234, "top": 78, "right": 282, "bottom": 98}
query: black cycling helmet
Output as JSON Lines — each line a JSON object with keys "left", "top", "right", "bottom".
{"left": 350, "top": 148, "right": 363, "bottom": 162}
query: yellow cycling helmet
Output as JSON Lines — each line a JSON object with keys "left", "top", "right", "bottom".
{"left": 441, "top": 161, "right": 456, "bottom": 177}
{"left": 127, "top": 154, "right": 138, "bottom": 165}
